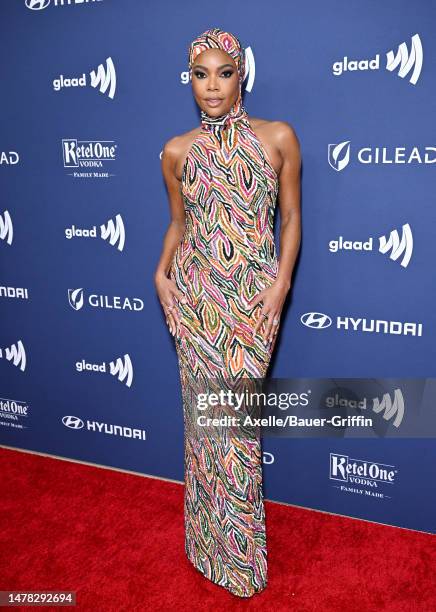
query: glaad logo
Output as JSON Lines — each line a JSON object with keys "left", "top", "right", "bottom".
{"left": 26, "top": 0, "right": 102, "bottom": 9}
{"left": 62, "top": 139, "right": 117, "bottom": 178}
{"left": 75, "top": 353, "right": 134, "bottom": 387}
{"left": 65, "top": 214, "right": 125, "bottom": 251}
{"left": 301, "top": 312, "right": 423, "bottom": 336}
{"left": 181, "top": 45, "right": 255, "bottom": 93}
{"left": 53, "top": 57, "right": 116, "bottom": 99}
{"left": 332, "top": 33, "right": 423, "bottom": 85}
{"left": 329, "top": 223, "right": 413, "bottom": 268}
{"left": 329, "top": 453, "right": 398, "bottom": 499}
{"left": 68, "top": 288, "right": 144, "bottom": 312}
{"left": 62, "top": 415, "right": 146, "bottom": 439}
{"left": 386, "top": 34, "right": 423, "bottom": 85}
{"left": 0, "top": 340, "right": 27, "bottom": 372}
{"left": 373, "top": 389, "right": 405, "bottom": 428}
{"left": 110, "top": 354, "right": 133, "bottom": 387}
{"left": 328, "top": 140, "right": 436, "bottom": 171}
{"left": 0, "top": 151, "right": 19, "bottom": 165}
{"left": 0, "top": 210, "right": 13, "bottom": 245}
{"left": 90, "top": 57, "right": 116, "bottom": 98}
{"left": 379, "top": 223, "right": 413, "bottom": 267}
{"left": 326, "top": 388, "right": 405, "bottom": 427}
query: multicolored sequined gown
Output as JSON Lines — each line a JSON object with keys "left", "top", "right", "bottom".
{"left": 169, "top": 91, "right": 280, "bottom": 598}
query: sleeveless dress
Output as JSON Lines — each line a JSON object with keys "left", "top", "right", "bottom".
{"left": 169, "top": 92, "right": 280, "bottom": 598}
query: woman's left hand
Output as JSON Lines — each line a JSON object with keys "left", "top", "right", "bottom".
{"left": 250, "top": 279, "right": 290, "bottom": 345}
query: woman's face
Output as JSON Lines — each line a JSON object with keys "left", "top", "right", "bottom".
{"left": 190, "top": 48, "right": 240, "bottom": 117}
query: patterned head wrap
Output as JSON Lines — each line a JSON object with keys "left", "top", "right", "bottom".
{"left": 188, "top": 28, "right": 246, "bottom": 85}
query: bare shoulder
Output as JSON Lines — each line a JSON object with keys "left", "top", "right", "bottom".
{"left": 248, "top": 117, "right": 300, "bottom": 176}
{"left": 249, "top": 117, "right": 299, "bottom": 148}
{"left": 162, "top": 125, "right": 202, "bottom": 181}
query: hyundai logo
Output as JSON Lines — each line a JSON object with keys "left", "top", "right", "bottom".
{"left": 62, "top": 415, "right": 84, "bottom": 429}
{"left": 301, "top": 312, "right": 332, "bottom": 329}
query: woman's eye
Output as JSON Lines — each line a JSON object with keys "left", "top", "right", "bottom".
{"left": 193, "top": 70, "right": 234, "bottom": 79}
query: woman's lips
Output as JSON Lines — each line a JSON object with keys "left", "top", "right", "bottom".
{"left": 205, "top": 99, "right": 223, "bottom": 107}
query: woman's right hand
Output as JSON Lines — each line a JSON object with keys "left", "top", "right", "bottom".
{"left": 154, "top": 271, "right": 187, "bottom": 336}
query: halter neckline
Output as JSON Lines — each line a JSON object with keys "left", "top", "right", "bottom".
{"left": 200, "top": 90, "right": 249, "bottom": 133}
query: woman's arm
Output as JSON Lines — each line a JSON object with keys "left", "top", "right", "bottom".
{"left": 154, "top": 138, "right": 188, "bottom": 335}
{"left": 251, "top": 121, "right": 302, "bottom": 343}
{"left": 155, "top": 138, "right": 186, "bottom": 278}
{"left": 275, "top": 121, "right": 302, "bottom": 289}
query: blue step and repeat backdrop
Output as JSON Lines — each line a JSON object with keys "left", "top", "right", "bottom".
{"left": 1, "top": 1, "right": 435, "bottom": 534}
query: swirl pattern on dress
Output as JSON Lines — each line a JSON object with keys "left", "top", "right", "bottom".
{"left": 169, "top": 27, "right": 280, "bottom": 598}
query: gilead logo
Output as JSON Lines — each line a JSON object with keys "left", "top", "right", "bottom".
{"left": 330, "top": 453, "right": 397, "bottom": 485}
{"left": 68, "top": 288, "right": 144, "bottom": 312}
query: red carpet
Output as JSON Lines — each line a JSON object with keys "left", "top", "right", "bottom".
{"left": 0, "top": 446, "right": 434, "bottom": 611}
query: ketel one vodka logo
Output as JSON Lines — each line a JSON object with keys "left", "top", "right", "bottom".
{"left": 329, "top": 223, "right": 413, "bottom": 268}
{"left": 0, "top": 340, "right": 27, "bottom": 372}
{"left": 0, "top": 210, "right": 13, "bottom": 245}
{"left": 65, "top": 214, "right": 125, "bottom": 251}
{"left": 53, "top": 57, "right": 116, "bottom": 99}
{"left": 332, "top": 33, "right": 423, "bottom": 85}
{"left": 68, "top": 288, "right": 144, "bottom": 312}
{"left": 75, "top": 353, "right": 134, "bottom": 387}
{"left": 329, "top": 453, "right": 397, "bottom": 499}
{"left": 26, "top": 0, "right": 102, "bottom": 9}
{"left": 328, "top": 140, "right": 436, "bottom": 171}
{"left": 62, "top": 139, "right": 117, "bottom": 175}
{"left": 300, "top": 312, "right": 423, "bottom": 336}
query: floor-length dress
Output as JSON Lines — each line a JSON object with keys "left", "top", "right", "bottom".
{"left": 169, "top": 91, "right": 280, "bottom": 598}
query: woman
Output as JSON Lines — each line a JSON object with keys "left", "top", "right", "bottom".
{"left": 155, "top": 28, "right": 301, "bottom": 598}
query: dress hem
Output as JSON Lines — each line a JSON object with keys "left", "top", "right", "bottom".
{"left": 185, "top": 549, "right": 268, "bottom": 599}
